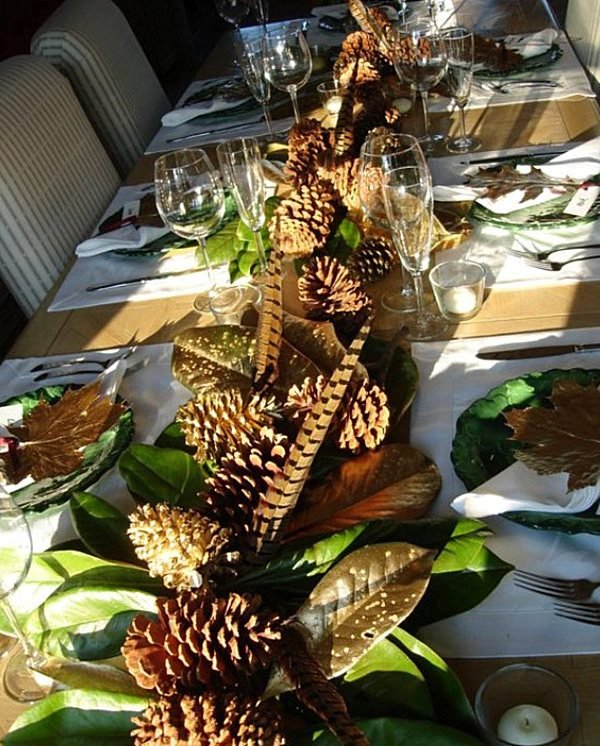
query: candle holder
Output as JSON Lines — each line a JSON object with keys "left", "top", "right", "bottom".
{"left": 474, "top": 663, "right": 579, "bottom": 746}
{"left": 429, "top": 259, "right": 485, "bottom": 322}
{"left": 317, "top": 79, "right": 347, "bottom": 121}
{"left": 204, "top": 284, "right": 262, "bottom": 325}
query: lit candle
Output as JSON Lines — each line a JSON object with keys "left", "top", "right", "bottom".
{"left": 497, "top": 704, "right": 559, "bottom": 745}
{"left": 443, "top": 286, "right": 478, "bottom": 316}
{"left": 325, "top": 95, "right": 343, "bottom": 116}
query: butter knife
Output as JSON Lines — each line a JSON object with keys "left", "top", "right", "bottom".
{"left": 477, "top": 342, "right": 600, "bottom": 360}
{"left": 86, "top": 267, "right": 202, "bottom": 292}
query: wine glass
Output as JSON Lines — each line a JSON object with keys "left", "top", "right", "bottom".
{"left": 392, "top": 17, "right": 447, "bottom": 153}
{"left": 251, "top": 0, "right": 268, "bottom": 31}
{"left": 358, "top": 132, "right": 420, "bottom": 314}
{"left": 216, "top": 137, "right": 268, "bottom": 273}
{"left": 237, "top": 40, "right": 273, "bottom": 136}
{"left": 154, "top": 149, "right": 226, "bottom": 295}
{"left": 262, "top": 27, "right": 312, "bottom": 123}
{"left": 0, "top": 491, "right": 47, "bottom": 702}
{"left": 215, "top": 0, "right": 249, "bottom": 29}
{"left": 382, "top": 164, "right": 447, "bottom": 340}
{"left": 442, "top": 25, "right": 481, "bottom": 153}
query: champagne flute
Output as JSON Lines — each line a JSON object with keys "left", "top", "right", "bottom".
{"left": 238, "top": 40, "right": 273, "bottom": 136}
{"left": 0, "top": 491, "right": 47, "bottom": 702}
{"left": 382, "top": 164, "right": 447, "bottom": 340}
{"left": 154, "top": 149, "right": 226, "bottom": 295}
{"left": 392, "top": 18, "right": 447, "bottom": 153}
{"left": 358, "top": 132, "right": 420, "bottom": 314}
{"left": 262, "top": 27, "right": 312, "bottom": 123}
{"left": 442, "top": 25, "right": 481, "bottom": 153}
{"left": 216, "top": 137, "right": 268, "bottom": 273}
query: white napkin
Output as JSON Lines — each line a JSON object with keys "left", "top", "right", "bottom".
{"left": 451, "top": 461, "right": 600, "bottom": 518}
{"left": 503, "top": 28, "right": 559, "bottom": 58}
{"left": 76, "top": 224, "right": 169, "bottom": 257}
{"left": 161, "top": 96, "right": 252, "bottom": 127}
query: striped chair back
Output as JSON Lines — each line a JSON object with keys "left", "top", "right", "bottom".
{"left": 31, "top": 0, "right": 171, "bottom": 178}
{"left": 566, "top": 0, "right": 600, "bottom": 94}
{"left": 0, "top": 56, "right": 120, "bottom": 317}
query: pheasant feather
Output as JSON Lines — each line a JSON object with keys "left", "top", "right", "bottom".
{"left": 253, "top": 240, "right": 284, "bottom": 388}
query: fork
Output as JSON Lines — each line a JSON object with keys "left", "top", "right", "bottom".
{"left": 504, "top": 242, "right": 600, "bottom": 261}
{"left": 30, "top": 348, "right": 135, "bottom": 376}
{"left": 554, "top": 600, "right": 600, "bottom": 626}
{"left": 478, "top": 79, "right": 562, "bottom": 94}
{"left": 33, "top": 357, "right": 144, "bottom": 383}
{"left": 514, "top": 570, "right": 600, "bottom": 601}
{"left": 520, "top": 254, "right": 600, "bottom": 271}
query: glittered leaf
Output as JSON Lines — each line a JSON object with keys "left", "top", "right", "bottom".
{"left": 505, "top": 379, "right": 600, "bottom": 491}
{"left": 287, "top": 444, "right": 441, "bottom": 539}
{"left": 4, "top": 382, "right": 125, "bottom": 483}
{"left": 467, "top": 164, "right": 577, "bottom": 202}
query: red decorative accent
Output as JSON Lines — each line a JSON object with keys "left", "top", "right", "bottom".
{"left": 0, "top": 436, "right": 19, "bottom": 472}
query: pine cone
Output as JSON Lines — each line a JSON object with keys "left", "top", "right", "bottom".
{"left": 123, "top": 588, "right": 282, "bottom": 695}
{"left": 177, "top": 388, "right": 273, "bottom": 465}
{"left": 269, "top": 182, "right": 338, "bottom": 258}
{"left": 317, "top": 156, "right": 361, "bottom": 213}
{"left": 203, "top": 427, "right": 289, "bottom": 554}
{"left": 298, "top": 255, "right": 373, "bottom": 324}
{"left": 347, "top": 237, "right": 399, "bottom": 283}
{"left": 285, "top": 117, "right": 329, "bottom": 188}
{"left": 127, "top": 503, "right": 236, "bottom": 590}
{"left": 335, "top": 378, "right": 390, "bottom": 452}
{"left": 334, "top": 31, "right": 389, "bottom": 87}
{"left": 285, "top": 375, "right": 327, "bottom": 424}
{"left": 132, "top": 690, "right": 287, "bottom": 745}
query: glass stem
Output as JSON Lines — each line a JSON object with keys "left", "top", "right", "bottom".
{"left": 459, "top": 103, "right": 468, "bottom": 141}
{"left": 400, "top": 264, "right": 415, "bottom": 296}
{"left": 420, "top": 90, "right": 431, "bottom": 140}
{"left": 0, "top": 598, "right": 44, "bottom": 669}
{"left": 198, "top": 236, "right": 217, "bottom": 293}
{"left": 262, "top": 102, "right": 273, "bottom": 135}
{"left": 413, "top": 271, "right": 426, "bottom": 316}
{"left": 254, "top": 228, "right": 268, "bottom": 273}
{"left": 289, "top": 86, "right": 301, "bottom": 122}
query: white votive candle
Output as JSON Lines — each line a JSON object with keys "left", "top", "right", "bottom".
{"left": 497, "top": 704, "right": 559, "bottom": 745}
{"left": 325, "top": 95, "right": 343, "bottom": 115}
{"left": 443, "top": 286, "right": 478, "bottom": 316}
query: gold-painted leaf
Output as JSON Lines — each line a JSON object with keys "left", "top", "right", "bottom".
{"left": 287, "top": 444, "right": 441, "bottom": 539}
{"left": 172, "top": 326, "right": 321, "bottom": 396}
{"left": 35, "top": 655, "right": 148, "bottom": 697}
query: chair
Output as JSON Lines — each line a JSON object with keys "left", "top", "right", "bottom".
{"left": 0, "top": 55, "right": 120, "bottom": 317}
{"left": 565, "top": 0, "right": 600, "bottom": 94}
{"left": 31, "top": 0, "right": 171, "bottom": 177}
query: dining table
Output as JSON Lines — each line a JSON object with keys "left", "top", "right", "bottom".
{"left": 2, "top": 0, "right": 600, "bottom": 743}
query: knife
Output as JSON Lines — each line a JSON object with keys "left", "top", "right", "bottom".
{"left": 477, "top": 342, "right": 600, "bottom": 360}
{"left": 86, "top": 267, "right": 203, "bottom": 292}
{"left": 466, "top": 149, "right": 571, "bottom": 166}
{"left": 166, "top": 118, "right": 263, "bottom": 144}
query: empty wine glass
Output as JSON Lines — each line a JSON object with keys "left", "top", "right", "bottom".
{"left": 251, "top": 0, "right": 268, "bottom": 31}
{"left": 238, "top": 40, "right": 273, "bottom": 136}
{"left": 443, "top": 25, "right": 481, "bottom": 153}
{"left": 392, "top": 17, "right": 447, "bottom": 153}
{"left": 262, "top": 27, "right": 312, "bottom": 123}
{"left": 0, "top": 491, "right": 47, "bottom": 702}
{"left": 215, "top": 0, "right": 249, "bottom": 29}
{"left": 217, "top": 137, "right": 268, "bottom": 273}
{"left": 154, "top": 149, "right": 226, "bottom": 295}
{"left": 382, "top": 164, "right": 447, "bottom": 340}
{"left": 358, "top": 132, "right": 421, "bottom": 314}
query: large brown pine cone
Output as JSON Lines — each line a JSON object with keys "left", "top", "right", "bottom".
{"left": 127, "top": 504, "right": 235, "bottom": 590}
{"left": 123, "top": 588, "right": 282, "bottom": 695}
{"left": 177, "top": 388, "right": 274, "bottom": 465}
{"left": 132, "top": 690, "right": 287, "bottom": 745}
{"left": 285, "top": 117, "right": 329, "bottom": 188}
{"left": 334, "top": 31, "right": 390, "bottom": 86}
{"left": 347, "top": 236, "right": 399, "bottom": 283}
{"left": 203, "top": 427, "right": 289, "bottom": 554}
{"left": 317, "top": 156, "right": 361, "bottom": 213}
{"left": 269, "top": 182, "right": 338, "bottom": 258}
{"left": 298, "top": 255, "right": 373, "bottom": 324}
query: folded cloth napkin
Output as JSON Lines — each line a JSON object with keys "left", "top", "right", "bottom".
{"left": 503, "top": 28, "right": 559, "bottom": 58}
{"left": 451, "top": 460, "right": 600, "bottom": 518}
{"left": 76, "top": 224, "right": 170, "bottom": 257}
{"left": 161, "top": 96, "right": 252, "bottom": 127}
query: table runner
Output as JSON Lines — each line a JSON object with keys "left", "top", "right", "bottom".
{"left": 411, "top": 327, "right": 600, "bottom": 657}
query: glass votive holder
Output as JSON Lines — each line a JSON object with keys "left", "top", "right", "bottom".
{"left": 429, "top": 259, "right": 485, "bottom": 322}
{"left": 317, "top": 79, "right": 346, "bottom": 118}
{"left": 474, "top": 663, "right": 579, "bottom": 746}
{"left": 202, "top": 284, "right": 262, "bottom": 325}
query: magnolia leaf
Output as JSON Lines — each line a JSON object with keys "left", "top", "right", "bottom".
{"left": 296, "top": 541, "right": 435, "bottom": 679}
{"left": 505, "top": 379, "right": 600, "bottom": 491}
{"left": 467, "top": 164, "right": 576, "bottom": 202}
{"left": 69, "top": 492, "right": 138, "bottom": 564}
{"left": 288, "top": 444, "right": 441, "bottom": 539}
{"left": 3, "top": 381, "right": 126, "bottom": 482}
{"left": 172, "top": 326, "right": 321, "bottom": 396}
{"left": 36, "top": 655, "right": 146, "bottom": 697}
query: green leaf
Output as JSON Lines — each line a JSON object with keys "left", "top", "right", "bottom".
{"left": 300, "top": 717, "right": 483, "bottom": 745}
{"left": 4, "top": 688, "right": 148, "bottom": 745}
{"left": 327, "top": 216, "right": 362, "bottom": 261}
{"left": 118, "top": 444, "right": 206, "bottom": 507}
{"left": 154, "top": 421, "right": 190, "bottom": 452}
{"left": 201, "top": 218, "right": 242, "bottom": 267}
{"left": 69, "top": 493, "right": 138, "bottom": 564}
{"left": 503, "top": 510, "right": 600, "bottom": 535}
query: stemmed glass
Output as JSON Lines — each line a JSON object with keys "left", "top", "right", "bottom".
{"left": 251, "top": 0, "right": 268, "bottom": 31}
{"left": 238, "top": 40, "right": 273, "bottom": 136}
{"left": 215, "top": 0, "right": 249, "bottom": 30}
{"left": 443, "top": 26, "right": 481, "bottom": 153}
{"left": 392, "top": 18, "right": 447, "bottom": 153}
{"left": 0, "top": 491, "right": 47, "bottom": 702}
{"left": 358, "top": 132, "right": 419, "bottom": 314}
{"left": 217, "top": 137, "right": 268, "bottom": 273}
{"left": 262, "top": 27, "right": 312, "bottom": 123}
{"left": 382, "top": 162, "right": 447, "bottom": 340}
{"left": 154, "top": 148, "right": 226, "bottom": 295}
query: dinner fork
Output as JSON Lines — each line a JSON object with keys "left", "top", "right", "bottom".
{"left": 554, "top": 600, "right": 600, "bottom": 626}
{"left": 504, "top": 242, "right": 600, "bottom": 261}
{"left": 30, "top": 348, "right": 135, "bottom": 376}
{"left": 514, "top": 570, "right": 600, "bottom": 601}
{"left": 520, "top": 254, "right": 600, "bottom": 271}
{"left": 478, "top": 79, "right": 562, "bottom": 94}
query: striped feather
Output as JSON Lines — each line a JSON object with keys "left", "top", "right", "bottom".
{"left": 347, "top": 0, "right": 372, "bottom": 33}
{"left": 253, "top": 315, "right": 372, "bottom": 555}
{"left": 333, "top": 61, "right": 357, "bottom": 157}
{"left": 252, "top": 242, "right": 284, "bottom": 387}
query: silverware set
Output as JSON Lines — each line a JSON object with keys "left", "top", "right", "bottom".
{"left": 504, "top": 239, "right": 600, "bottom": 270}
{"left": 28, "top": 348, "right": 138, "bottom": 382}
{"left": 514, "top": 570, "right": 600, "bottom": 626}
{"left": 475, "top": 78, "right": 563, "bottom": 94}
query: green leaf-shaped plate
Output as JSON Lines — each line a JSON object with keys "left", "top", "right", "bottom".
{"left": 1, "top": 386, "right": 134, "bottom": 512}
{"left": 475, "top": 43, "right": 563, "bottom": 78}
